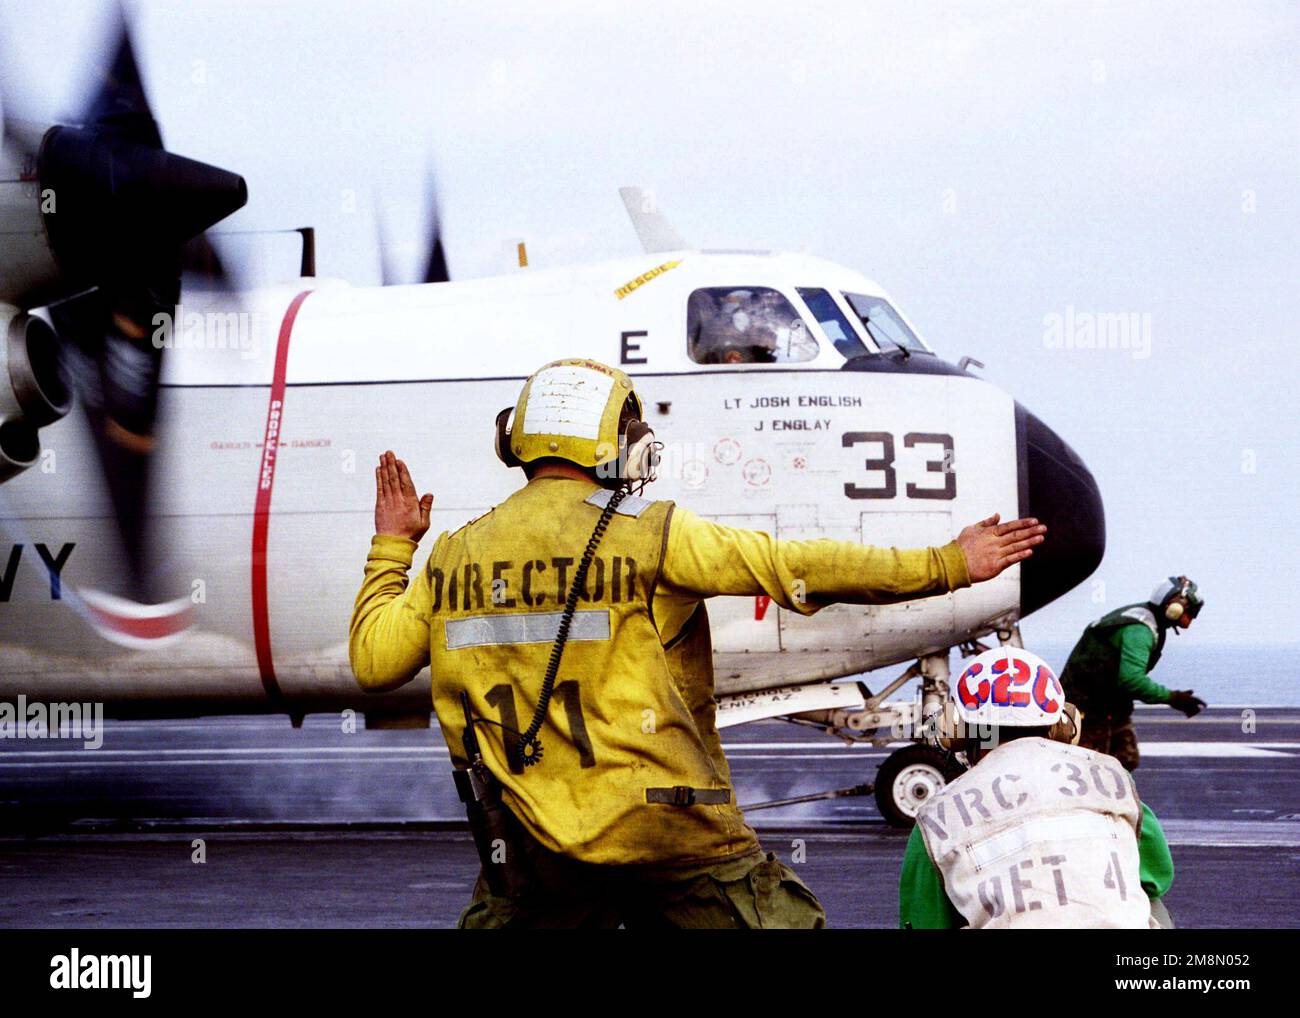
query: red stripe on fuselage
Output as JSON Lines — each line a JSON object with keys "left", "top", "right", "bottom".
{"left": 84, "top": 603, "right": 192, "bottom": 641}
{"left": 251, "top": 289, "right": 313, "bottom": 699}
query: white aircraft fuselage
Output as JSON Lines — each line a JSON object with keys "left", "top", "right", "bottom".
{"left": 0, "top": 249, "right": 1104, "bottom": 719}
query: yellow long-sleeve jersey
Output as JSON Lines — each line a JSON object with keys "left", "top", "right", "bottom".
{"left": 350, "top": 476, "right": 970, "bottom": 867}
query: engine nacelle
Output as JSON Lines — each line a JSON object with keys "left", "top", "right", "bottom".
{"left": 0, "top": 303, "right": 71, "bottom": 483}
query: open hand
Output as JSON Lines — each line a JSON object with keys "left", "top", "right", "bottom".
{"left": 374, "top": 450, "right": 433, "bottom": 542}
{"left": 956, "top": 513, "right": 1047, "bottom": 582}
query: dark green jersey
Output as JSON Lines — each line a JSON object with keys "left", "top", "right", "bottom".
{"left": 1060, "top": 604, "right": 1172, "bottom": 718}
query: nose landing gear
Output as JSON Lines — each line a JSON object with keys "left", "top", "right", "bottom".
{"left": 739, "top": 632, "right": 1028, "bottom": 826}
{"left": 873, "top": 744, "right": 966, "bottom": 827}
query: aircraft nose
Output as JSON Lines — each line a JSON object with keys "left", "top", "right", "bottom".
{"left": 1016, "top": 404, "right": 1105, "bottom": 616}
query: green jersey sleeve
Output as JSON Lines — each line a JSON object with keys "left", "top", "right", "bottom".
{"left": 1111, "top": 624, "right": 1171, "bottom": 704}
{"left": 898, "top": 825, "right": 964, "bottom": 929}
{"left": 1138, "top": 801, "right": 1175, "bottom": 898}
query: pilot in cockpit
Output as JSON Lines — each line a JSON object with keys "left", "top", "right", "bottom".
{"left": 688, "top": 288, "right": 818, "bottom": 364}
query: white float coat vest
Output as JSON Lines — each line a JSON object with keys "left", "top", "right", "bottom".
{"left": 916, "top": 737, "right": 1155, "bottom": 929}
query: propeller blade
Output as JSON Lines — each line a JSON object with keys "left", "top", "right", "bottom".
{"left": 82, "top": 18, "right": 161, "bottom": 146}
{"left": 48, "top": 284, "right": 167, "bottom": 603}
{"left": 423, "top": 233, "right": 449, "bottom": 284}
{"left": 376, "top": 172, "right": 450, "bottom": 285}
{"left": 421, "top": 169, "right": 450, "bottom": 283}
{"left": 373, "top": 195, "right": 399, "bottom": 287}
{"left": 25, "top": 11, "right": 247, "bottom": 610}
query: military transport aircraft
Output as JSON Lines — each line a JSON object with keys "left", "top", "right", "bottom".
{"left": 0, "top": 16, "right": 1103, "bottom": 823}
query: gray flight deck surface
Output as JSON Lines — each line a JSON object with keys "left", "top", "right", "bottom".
{"left": 1, "top": 707, "right": 1296, "bottom": 928}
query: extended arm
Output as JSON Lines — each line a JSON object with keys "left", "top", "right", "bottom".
{"left": 660, "top": 507, "right": 969, "bottom": 612}
{"left": 348, "top": 534, "right": 434, "bottom": 691}
{"left": 660, "top": 508, "right": 1044, "bottom": 612}
{"left": 1112, "top": 625, "right": 1171, "bottom": 705}
{"left": 348, "top": 451, "right": 436, "bottom": 691}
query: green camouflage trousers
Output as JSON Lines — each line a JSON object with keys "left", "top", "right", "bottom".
{"left": 1079, "top": 715, "right": 1141, "bottom": 771}
{"left": 458, "top": 847, "right": 826, "bottom": 929}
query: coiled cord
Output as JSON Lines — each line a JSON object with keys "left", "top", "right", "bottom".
{"left": 511, "top": 485, "right": 628, "bottom": 768}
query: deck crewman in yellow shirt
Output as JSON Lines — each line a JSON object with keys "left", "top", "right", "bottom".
{"left": 349, "top": 357, "right": 1047, "bottom": 928}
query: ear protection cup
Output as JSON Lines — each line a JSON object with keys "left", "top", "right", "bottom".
{"left": 494, "top": 407, "right": 520, "bottom": 468}
{"left": 1156, "top": 575, "right": 1200, "bottom": 623}
{"left": 926, "top": 700, "right": 963, "bottom": 750}
{"left": 1049, "top": 703, "right": 1082, "bottom": 745}
{"left": 622, "top": 419, "right": 658, "bottom": 483}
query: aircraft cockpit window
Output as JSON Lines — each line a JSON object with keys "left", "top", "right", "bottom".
{"left": 687, "top": 287, "right": 819, "bottom": 364}
{"left": 842, "top": 293, "right": 928, "bottom": 353}
{"left": 797, "top": 288, "right": 870, "bottom": 360}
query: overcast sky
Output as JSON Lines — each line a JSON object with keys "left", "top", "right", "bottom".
{"left": 3, "top": 0, "right": 1297, "bottom": 647}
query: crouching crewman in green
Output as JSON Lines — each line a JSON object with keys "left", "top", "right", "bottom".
{"left": 899, "top": 647, "right": 1176, "bottom": 929}
{"left": 1060, "top": 577, "right": 1206, "bottom": 772}
{"left": 350, "top": 357, "right": 1047, "bottom": 928}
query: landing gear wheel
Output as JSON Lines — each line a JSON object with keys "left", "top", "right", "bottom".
{"left": 874, "top": 745, "right": 965, "bottom": 828}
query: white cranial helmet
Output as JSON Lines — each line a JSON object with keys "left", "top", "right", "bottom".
{"left": 952, "top": 646, "right": 1065, "bottom": 729}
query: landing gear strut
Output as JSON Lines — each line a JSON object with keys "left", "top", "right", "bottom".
{"left": 740, "top": 630, "right": 1028, "bottom": 826}
{"left": 873, "top": 651, "right": 963, "bottom": 826}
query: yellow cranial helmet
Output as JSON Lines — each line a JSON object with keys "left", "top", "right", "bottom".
{"left": 494, "top": 358, "right": 655, "bottom": 484}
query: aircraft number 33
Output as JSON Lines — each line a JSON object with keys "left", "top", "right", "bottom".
{"left": 841, "top": 431, "right": 956, "bottom": 500}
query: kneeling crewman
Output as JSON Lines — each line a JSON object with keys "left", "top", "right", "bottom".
{"left": 899, "top": 647, "right": 1175, "bottom": 929}
{"left": 350, "top": 358, "right": 1046, "bottom": 928}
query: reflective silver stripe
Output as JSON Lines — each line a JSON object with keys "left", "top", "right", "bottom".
{"left": 585, "top": 488, "right": 652, "bottom": 517}
{"left": 1121, "top": 605, "right": 1159, "bottom": 637}
{"left": 964, "top": 813, "right": 1120, "bottom": 871}
{"left": 445, "top": 609, "right": 611, "bottom": 650}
